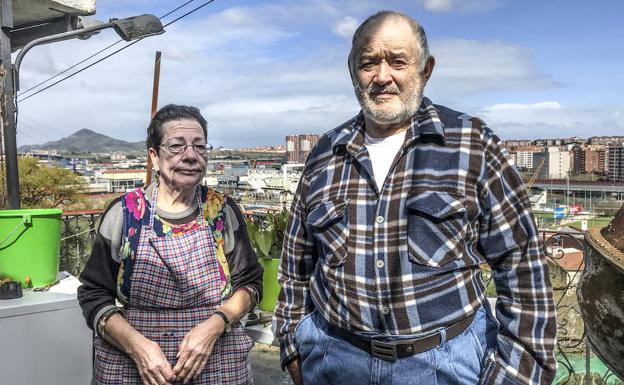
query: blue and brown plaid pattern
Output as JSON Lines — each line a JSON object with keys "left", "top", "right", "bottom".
{"left": 275, "top": 97, "right": 556, "bottom": 385}
{"left": 93, "top": 186, "right": 254, "bottom": 385}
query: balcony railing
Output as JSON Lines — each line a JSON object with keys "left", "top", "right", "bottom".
{"left": 60, "top": 210, "right": 103, "bottom": 276}
{"left": 58, "top": 211, "right": 622, "bottom": 384}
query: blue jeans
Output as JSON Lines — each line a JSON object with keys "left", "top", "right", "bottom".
{"left": 295, "top": 305, "right": 498, "bottom": 385}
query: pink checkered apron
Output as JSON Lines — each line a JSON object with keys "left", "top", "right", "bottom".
{"left": 93, "top": 186, "right": 254, "bottom": 384}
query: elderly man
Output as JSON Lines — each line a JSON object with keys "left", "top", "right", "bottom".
{"left": 275, "top": 10, "right": 556, "bottom": 385}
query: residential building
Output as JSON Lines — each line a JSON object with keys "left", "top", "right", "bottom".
{"left": 533, "top": 148, "right": 571, "bottom": 179}
{"left": 607, "top": 144, "right": 624, "bottom": 183}
{"left": 99, "top": 169, "right": 146, "bottom": 192}
{"left": 588, "top": 136, "right": 624, "bottom": 146}
{"left": 503, "top": 139, "right": 533, "bottom": 147}
{"left": 286, "top": 134, "right": 319, "bottom": 163}
{"left": 507, "top": 145, "right": 543, "bottom": 170}
{"left": 572, "top": 144, "right": 607, "bottom": 174}
{"left": 515, "top": 151, "right": 534, "bottom": 170}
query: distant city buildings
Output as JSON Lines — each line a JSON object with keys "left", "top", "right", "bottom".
{"left": 588, "top": 136, "right": 624, "bottom": 146}
{"left": 285, "top": 134, "right": 319, "bottom": 163}
{"left": 110, "top": 152, "right": 127, "bottom": 161}
{"left": 8, "top": 132, "right": 623, "bottom": 214}
{"left": 237, "top": 145, "right": 285, "bottom": 153}
{"left": 503, "top": 136, "right": 624, "bottom": 181}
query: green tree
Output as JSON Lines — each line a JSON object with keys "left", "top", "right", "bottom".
{"left": 0, "top": 157, "right": 87, "bottom": 208}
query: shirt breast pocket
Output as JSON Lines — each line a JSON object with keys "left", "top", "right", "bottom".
{"left": 306, "top": 200, "right": 349, "bottom": 268}
{"left": 406, "top": 189, "right": 467, "bottom": 268}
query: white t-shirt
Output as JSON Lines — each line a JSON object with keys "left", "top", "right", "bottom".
{"left": 364, "top": 130, "right": 406, "bottom": 190}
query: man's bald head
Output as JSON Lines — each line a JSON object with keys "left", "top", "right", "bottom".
{"left": 349, "top": 11, "right": 431, "bottom": 73}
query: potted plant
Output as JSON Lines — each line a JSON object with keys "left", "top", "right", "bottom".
{"left": 577, "top": 203, "right": 624, "bottom": 380}
{"left": 245, "top": 210, "right": 288, "bottom": 312}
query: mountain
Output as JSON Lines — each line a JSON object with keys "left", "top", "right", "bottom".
{"left": 18, "top": 129, "right": 145, "bottom": 153}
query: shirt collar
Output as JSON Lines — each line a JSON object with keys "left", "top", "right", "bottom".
{"left": 332, "top": 97, "right": 446, "bottom": 156}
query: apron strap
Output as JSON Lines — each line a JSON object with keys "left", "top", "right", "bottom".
{"left": 196, "top": 186, "right": 205, "bottom": 227}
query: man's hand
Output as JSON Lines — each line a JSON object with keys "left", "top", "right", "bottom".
{"left": 173, "top": 316, "right": 224, "bottom": 383}
{"left": 127, "top": 337, "right": 175, "bottom": 385}
{"left": 287, "top": 357, "right": 304, "bottom": 385}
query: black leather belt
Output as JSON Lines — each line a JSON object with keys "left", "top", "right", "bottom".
{"left": 321, "top": 313, "right": 476, "bottom": 362}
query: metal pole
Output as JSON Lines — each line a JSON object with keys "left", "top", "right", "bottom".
{"left": 145, "top": 51, "right": 161, "bottom": 187}
{"left": 0, "top": 0, "right": 19, "bottom": 208}
{"left": 585, "top": 336, "right": 591, "bottom": 385}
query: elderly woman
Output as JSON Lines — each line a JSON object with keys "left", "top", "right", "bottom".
{"left": 78, "top": 104, "right": 262, "bottom": 385}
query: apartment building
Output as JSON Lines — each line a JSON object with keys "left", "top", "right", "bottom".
{"left": 607, "top": 144, "right": 624, "bottom": 183}
{"left": 572, "top": 144, "right": 607, "bottom": 174}
{"left": 286, "top": 134, "right": 319, "bottom": 163}
{"left": 533, "top": 148, "right": 571, "bottom": 179}
{"left": 507, "top": 145, "right": 544, "bottom": 170}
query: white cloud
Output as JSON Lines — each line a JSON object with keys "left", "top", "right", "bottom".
{"left": 417, "top": 0, "right": 505, "bottom": 13}
{"left": 333, "top": 16, "right": 358, "bottom": 39}
{"left": 478, "top": 101, "right": 570, "bottom": 133}
{"left": 485, "top": 102, "right": 562, "bottom": 112}
{"left": 426, "top": 38, "right": 559, "bottom": 100}
{"left": 614, "top": 111, "right": 624, "bottom": 129}
{"left": 475, "top": 102, "right": 623, "bottom": 140}
{"left": 419, "top": 0, "right": 453, "bottom": 13}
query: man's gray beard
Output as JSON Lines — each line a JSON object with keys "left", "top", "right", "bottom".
{"left": 354, "top": 81, "right": 423, "bottom": 125}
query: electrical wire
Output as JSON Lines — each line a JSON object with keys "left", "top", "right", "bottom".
{"left": 161, "top": 0, "right": 214, "bottom": 28}
{"left": 17, "top": 40, "right": 123, "bottom": 97}
{"left": 18, "top": 120, "right": 56, "bottom": 141}
{"left": 18, "top": 38, "right": 143, "bottom": 102}
{"left": 17, "top": 0, "right": 198, "bottom": 99}
{"left": 160, "top": 0, "right": 198, "bottom": 19}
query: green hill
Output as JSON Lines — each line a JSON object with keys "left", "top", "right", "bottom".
{"left": 18, "top": 128, "right": 145, "bottom": 154}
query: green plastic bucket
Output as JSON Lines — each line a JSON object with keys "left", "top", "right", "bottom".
{"left": 258, "top": 258, "right": 281, "bottom": 312}
{"left": 0, "top": 208, "right": 62, "bottom": 287}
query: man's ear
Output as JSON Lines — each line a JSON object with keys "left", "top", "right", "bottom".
{"left": 347, "top": 53, "right": 356, "bottom": 85}
{"left": 422, "top": 56, "right": 435, "bottom": 84}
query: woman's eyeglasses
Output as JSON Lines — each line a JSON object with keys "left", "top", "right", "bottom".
{"left": 159, "top": 142, "right": 213, "bottom": 156}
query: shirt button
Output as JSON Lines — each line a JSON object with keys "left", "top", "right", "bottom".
{"left": 381, "top": 306, "right": 389, "bottom": 315}
{"left": 376, "top": 260, "right": 385, "bottom": 268}
{"left": 376, "top": 215, "right": 384, "bottom": 223}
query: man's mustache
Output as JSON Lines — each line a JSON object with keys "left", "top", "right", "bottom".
{"left": 367, "top": 84, "right": 400, "bottom": 95}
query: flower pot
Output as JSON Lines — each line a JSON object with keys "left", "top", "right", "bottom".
{"left": 258, "top": 258, "right": 281, "bottom": 312}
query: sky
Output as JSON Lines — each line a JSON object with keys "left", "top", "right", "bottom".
{"left": 14, "top": 0, "right": 624, "bottom": 149}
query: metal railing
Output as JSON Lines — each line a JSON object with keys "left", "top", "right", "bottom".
{"left": 59, "top": 210, "right": 103, "bottom": 276}
{"left": 541, "top": 231, "right": 620, "bottom": 385}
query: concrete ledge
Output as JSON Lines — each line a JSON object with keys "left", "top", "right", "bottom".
{"left": 13, "top": 0, "right": 96, "bottom": 27}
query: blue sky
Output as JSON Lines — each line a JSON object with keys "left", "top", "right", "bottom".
{"left": 15, "top": 0, "right": 624, "bottom": 148}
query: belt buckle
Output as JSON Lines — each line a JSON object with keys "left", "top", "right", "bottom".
{"left": 370, "top": 340, "right": 397, "bottom": 362}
